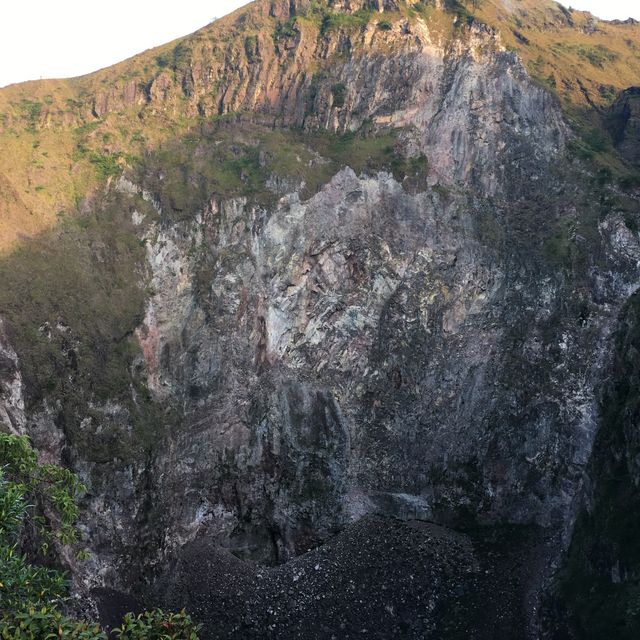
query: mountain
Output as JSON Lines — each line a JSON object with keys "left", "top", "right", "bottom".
{"left": 1, "top": 1, "right": 639, "bottom": 637}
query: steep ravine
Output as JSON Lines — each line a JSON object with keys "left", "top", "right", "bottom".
{"left": 1, "top": 1, "right": 640, "bottom": 638}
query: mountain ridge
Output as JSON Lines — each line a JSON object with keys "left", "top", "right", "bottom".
{"left": 1, "top": 1, "right": 640, "bottom": 638}
{"left": 0, "top": 0, "right": 638, "bottom": 251}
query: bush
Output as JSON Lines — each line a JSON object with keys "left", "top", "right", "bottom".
{"left": 0, "top": 433, "right": 84, "bottom": 551}
{"left": 0, "top": 434, "right": 201, "bottom": 639}
{"left": 0, "top": 608, "right": 106, "bottom": 640}
{"left": 331, "top": 83, "right": 347, "bottom": 108}
{"left": 319, "top": 9, "right": 372, "bottom": 37}
{"left": 377, "top": 20, "right": 392, "bottom": 31}
{"left": 244, "top": 35, "right": 259, "bottom": 63}
{"left": 273, "top": 18, "right": 299, "bottom": 44}
{"left": 577, "top": 45, "right": 617, "bottom": 68}
{"left": 88, "top": 151, "right": 123, "bottom": 179}
{"left": 115, "top": 610, "right": 201, "bottom": 640}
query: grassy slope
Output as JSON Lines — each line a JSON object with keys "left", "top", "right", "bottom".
{"left": 472, "top": 0, "right": 640, "bottom": 107}
{"left": 0, "top": 0, "right": 637, "bottom": 252}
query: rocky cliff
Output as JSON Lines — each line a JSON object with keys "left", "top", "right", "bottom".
{"left": 609, "top": 87, "right": 640, "bottom": 165}
{"left": 1, "top": 1, "right": 640, "bottom": 638}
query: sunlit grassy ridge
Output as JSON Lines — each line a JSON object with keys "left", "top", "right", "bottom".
{"left": 471, "top": 0, "right": 640, "bottom": 107}
{"left": 0, "top": 0, "right": 638, "bottom": 253}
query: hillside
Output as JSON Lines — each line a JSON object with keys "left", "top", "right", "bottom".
{"left": 1, "top": 1, "right": 640, "bottom": 638}
{"left": 0, "top": 0, "right": 638, "bottom": 251}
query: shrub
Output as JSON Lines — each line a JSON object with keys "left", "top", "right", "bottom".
{"left": 444, "top": 0, "right": 474, "bottom": 25}
{"left": 273, "top": 18, "right": 299, "bottom": 44}
{"left": 319, "top": 9, "right": 372, "bottom": 37}
{"left": 172, "top": 43, "right": 192, "bottom": 73}
{"left": 155, "top": 54, "right": 170, "bottom": 69}
{"left": 244, "top": 35, "right": 259, "bottom": 63}
{"left": 18, "top": 100, "right": 42, "bottom": 132}
{"left": 115, "top": 610, "right": 201, "bottom": 640}
{"left": 0, "top": 435, "right": 200, "bottom": 639}
{"left": 0, "top": 433, "right": 84, "bottom": 550}
{"left": 88, "top": 151, "right": 123, "bottom": 179}
{"left": 577, "top": 45, "right": 617, "bottom": 68}
{"left": 331, "top": 83, "right": 347, "bottom": 108}
{"left": 0, "top": 608, "right": 106, "bottom": 640}
{"left": 377, "top": 20, "right": 392, "bottom": 31}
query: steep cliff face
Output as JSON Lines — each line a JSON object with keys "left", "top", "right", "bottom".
{"left": 609, "top": 87, "right": 640, "bottom": 165}
{"left": 0, "top": 319, "right": 26, "bottom": 437}
{"left": 0, "top": 0, "right": 638, "bottom": 251}
{"left": 547, "top": 292, "right": 640, "bottom": 639}
{"left": 1, "top": 1, "right": 640, "bottom": 638}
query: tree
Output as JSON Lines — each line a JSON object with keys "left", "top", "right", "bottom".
{"left": 0, "top": 433, "right": 200, "bottom": 639}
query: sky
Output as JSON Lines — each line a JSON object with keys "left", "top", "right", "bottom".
{"left": 0, "top": 0, "right": 638, "bottom": 88}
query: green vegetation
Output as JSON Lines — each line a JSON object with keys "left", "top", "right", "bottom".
{"left": 88, "top": 151, "right": 124, "bottom": 179}
{"left": 321, "top": 9, "right": 372, "bottom": 36}
{"left": 464, "top": 0, "right": 640, "bottom": 109}
{"left": 567, "top": 125, "right": 611, "bottom": 161}
{"left": 155, "top": 43, "right": 192, "bottom": 75}
{"left": 172, "top": 43, "right": 192, "bottom": 75}
{"left": 0, "top": 434, "right": 84, "bottom": 620}
{"left": 551, "top": 42, "right": 618, "bottom": 69}
{"left": 2, "top": 607, "right": 107, "bottom": 639}
{"left": 331, "top": 83, "right": 346, "bottom": 108}
{"left": 155, "top": 53, "right": 170, "bottom": 69}
{"left": 131, "top": 122, "right": 431, "bottom": 232}
{"left": 115, "top": 610, "right": 200, "bottom": 639}
{"left": 0, "top": 193, "right": 145, "bottom": 404}
{"left": 0, "top": 188, "right": 169, "bottom": 463}
{"left": 0, "top": 434, "right": 200, "bottom": 639}
{"left": 444, "top": 0, "right": 475, "bottom": 25}
{"left": 578, "top": 44, "right": 618, "bottom": 69}
{"left": 301, "top": 3, "right": 374, "bottom": 38}
{"left": 411, "top": 0, "right": 475, "bottom": 24}
{"left": 71, "top": 120, "right": 139, "bottom": 181}
{"left": 273, "top": 17, "right": 299, "bottom": 44}
{"left": 244, "top": 35, "right": 259, "bottom": 63}
{"left": 558, "top": 96, "right": 640, "bottom": 195}
{"left": 17, "top": 99, "right": 42, "bottom": 132}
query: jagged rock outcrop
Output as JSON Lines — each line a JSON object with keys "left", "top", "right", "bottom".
{"left": 547, "top": 291, "right": 640, "bottom": 639}
{"left": 0, "top": 318, "right": 26, "bottom": 436}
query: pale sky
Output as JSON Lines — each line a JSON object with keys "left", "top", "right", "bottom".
{"left": 0, "top": 0, "right": 638, "bottom": 88}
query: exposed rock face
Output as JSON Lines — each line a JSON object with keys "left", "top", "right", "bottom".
{"left": 0, "top": 2, "right": 639, "bottom": 638}
{"left": 609, "top": 87, "right": 640, "bottom": 165}
{"left": 119, "top": 156, "right": 640, "bottom": 570}
{"left": 548, "top": 291, "right": 640, "bottom": 639}
{"left": 95, "top": 0, "right": 563, "bottom": 165}
{"left": 0, "top": 318, "right": 26, "bottom": 436}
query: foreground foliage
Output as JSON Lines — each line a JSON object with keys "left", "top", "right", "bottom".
{"left": 115, "top": 610, "right": 200, "bottom": 640}
{"left": 0, "top": 434, "right": 200, "bottom": 639}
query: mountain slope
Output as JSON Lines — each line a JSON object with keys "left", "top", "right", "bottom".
{"left": 0, "top": 0, "right": 638, "bottom": 250}
{"left": 0, "top": 1, "right": 639, "bottom": 638}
